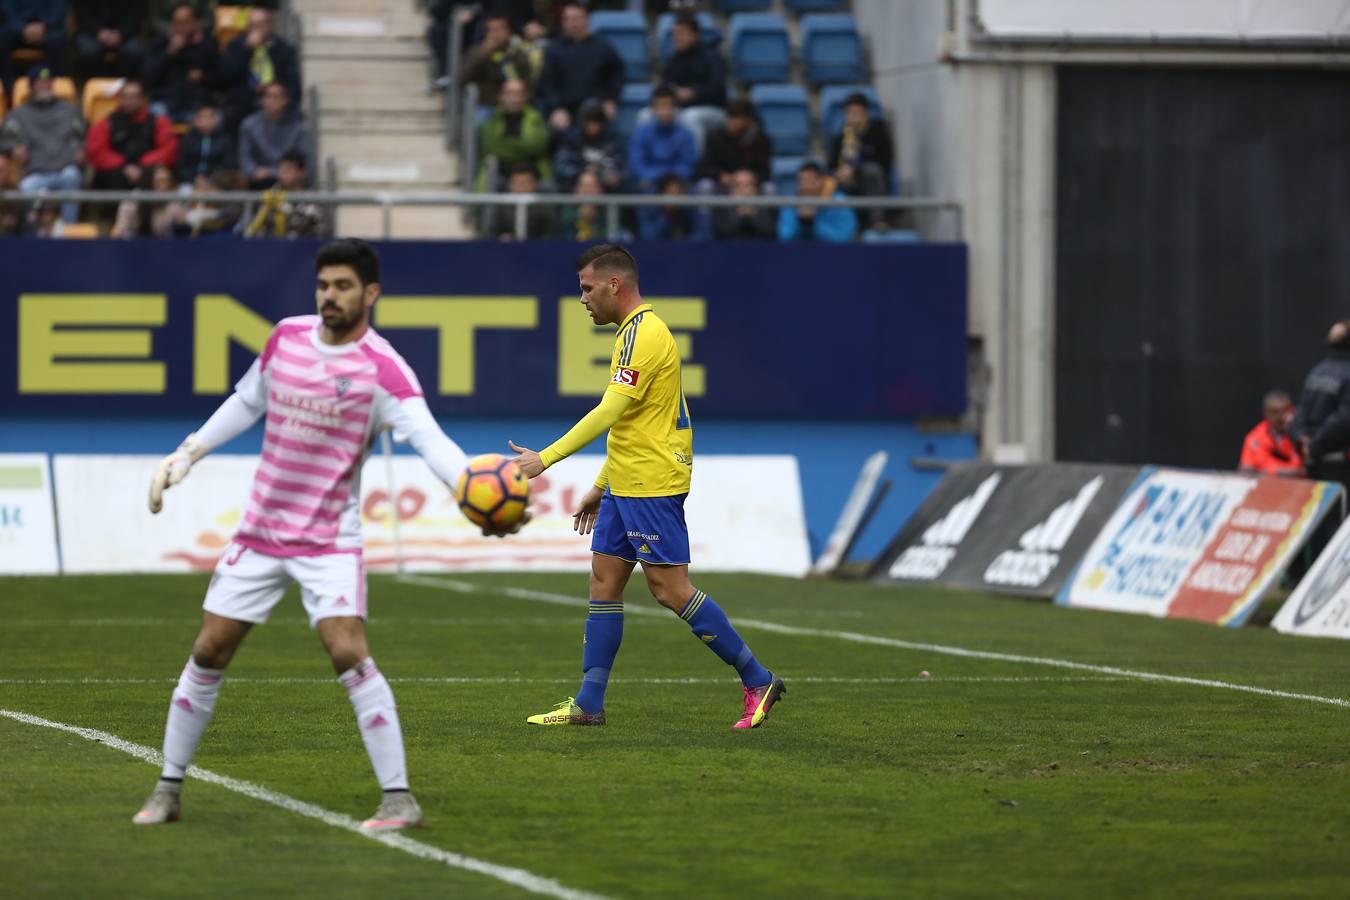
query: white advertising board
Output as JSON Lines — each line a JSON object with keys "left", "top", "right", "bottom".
{"left": 1272, "top": 516, "right": 1350, "bottom": 640}
{"left": 53, "top": 454, "right": 810, "bottom": 576}
{"left": 978, "top": 0, "right": 1350, "bottom": 42}
{"left": 0, "top": 454, "right": 60, "bottom": 575}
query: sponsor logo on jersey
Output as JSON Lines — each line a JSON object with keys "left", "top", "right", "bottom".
{"left": 612, "top": 367, "right": 640, "bottom": 386}
{"left": 336, "top": 376, "right": 351, "bottom": 396}
{"left": 889, "top": 474, "right": 1001, "bottom": 579}
{"left": 637, "top": 543, "right": 652, "bottom": 555}
{"left": 983, "top": 476, "right": 1103, "bottom": 588}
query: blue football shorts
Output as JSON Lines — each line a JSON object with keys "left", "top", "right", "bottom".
{"left": 591, "top": 488, "right": 691, "bottom": 566}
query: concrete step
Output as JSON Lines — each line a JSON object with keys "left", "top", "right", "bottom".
{"left": 337, "top": 204, "right": 475, "bottom": 240}
{"left": 320, "top": 88, "right": 444, "bottom": 115}
{"left": 306, "top": 56, "right": 430, "bottom": 86}
{"left": 329, "top": 154, "right": 457, "bottom": 184}
{"left": 322, "top": 110, "right": 445, "bottom": 133}
{"left": 303, "top": 36, "right": 426, "bottom": 60}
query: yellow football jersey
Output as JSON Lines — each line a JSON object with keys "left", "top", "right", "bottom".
{"left": 602, "top": 303, "right": 693, "bottom": 496}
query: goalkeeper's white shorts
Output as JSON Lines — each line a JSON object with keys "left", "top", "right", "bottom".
{"left": 203, "top": 542, "right": 366, "bottom": 628}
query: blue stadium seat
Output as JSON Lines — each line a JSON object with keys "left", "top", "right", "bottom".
{"left": 615, "top": 83, "right": 653, "bottom": 140}
{"left": 656, "top": 12, "right": 722, "bottom": 62}
{"left": 590, "top": 11, "right": 650, "bottom": 82}
{"left": 819, "top": 84, "right": 880, "bottom": 138}
{"left": 770, "top": 156, "right": 805, "bottom": 196}
{"left": 729, "top": 13, "right": 791, "bottom": 84}
{"left": 714, "top": 0, "right": 772, "bottom": 11}
{"left": 784, "top": 0, "right": 845, "bottom": 12}
{"left": 750, "top": 84, "right": 811, "bottom": 156}
{"left": 800, "top": 14, "right": 863, "bottom": 84}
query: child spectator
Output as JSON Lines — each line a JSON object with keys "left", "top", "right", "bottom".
{"left": 628, "top": 85, "right": 697, "bottom": 192}
{"left": 176, "top": 102, "right": 235, "bottom": 186}
{"left": 777, "top": 161, "right": 856, "bottom": 243}
{"left": 112, "top": 164, "right": 189, "bottom": 237}
{"left": 638, "top": 173, "right": 708, "bottom": 241}
{"left": 245, "top": 149, "right": 327, "bottom": 239}
{"left": 552, "top": 98, "right": 624, "bottom": 193}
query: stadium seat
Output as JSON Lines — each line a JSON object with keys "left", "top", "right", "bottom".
{"left": 750, "top": 84, "right": 810, "bottom": 156}
{"left": 615, "top": 83, "right": 652, "bottom": 141}
{"left": 800, "top": 14, "right": 863, "bottom": 85}
{"left": 11, "top": 76, "right": 77, "bottom": 107}
{"left": 861, "top": 228, "right": 921, "bottom": 244}
{"left": 59, "top": 222, "right": 100, "bottom": 239}
{"left": 819, "top": 84, "right": 880, "bottom": 138}
{"left": 770, "top": 156, "right": 805, "bottom": 196}
{"left": 785, "top": 0, "right": 846, "bottom": 12}
{"left": 590, "top": 11, "right": 650, "bottom": 82}
{"left": 729, "top": 14, "right": 790, "bottom": 84}
{"left": 216, "top": 6, "right": 252, "bottom": 50}
{"left": 82, "top": 78, "right": 123, "bottom": 125}
{"left": 714, "top": 0, "right": 772, "bottom": 11}
{"left": 656, "top": 12, "right": 722, "bottom": 62}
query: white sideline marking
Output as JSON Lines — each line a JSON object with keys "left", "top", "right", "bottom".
{"left": 397, "top": 575, "right": 1350, "bottom": 711}
{"left": 0, "top": 675, "right": 1128, "bottom": 687}
{"left": 7, "top": 616, "right": 652, "bottom": 628}
{"left": 0, "top": 709, "right": 608, "bottom": 900}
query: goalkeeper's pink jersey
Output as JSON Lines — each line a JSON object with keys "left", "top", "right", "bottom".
{"left": 232, "top": 315, "right": 424, "bottom": 557}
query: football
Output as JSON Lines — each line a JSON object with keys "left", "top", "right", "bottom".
{"left": 455, "top": 453, "right": 530, "bottom": 533}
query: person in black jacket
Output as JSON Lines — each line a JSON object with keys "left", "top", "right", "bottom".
{"left": 659, "top": 12, "right": 725, "bottom": 152}
{"left": 712, "top": 168, "right": 775, "bottom": 241}
{"left": 1292, "top": 320, "right": 1350, "bottom": 484}
{"left": 218, "top": 6, "right": 300, "bottom": 132}
{"left": 552, "top": 98, "right": 624, "bottom": 193}
{"left": 535, "top": 1, "right": 623, "bottom": 133}
{"left": 143, "top": 2, "right": 220, "bottom": 124}
{"left": 72, "top": 0, "right": 147, "bottom": 79}
{"left": 696, "top": 99, "right": 771, "bottom": 193}
{"left": 176, "top": 102, "right": 236, "bottom": 185}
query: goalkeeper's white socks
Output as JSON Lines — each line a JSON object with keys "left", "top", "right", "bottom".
{"left": 160, "top": 658, "right": 224, "bottom": 780}
{"left": 340, "top": 658, "right": 408, "bottom": 791}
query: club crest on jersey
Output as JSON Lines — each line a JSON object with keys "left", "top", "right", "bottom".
{"left": 612, "top": 367, "right": 640, "bottom": 386}
{"left": 335, "top": 376, "right": 351, "bottom": 397}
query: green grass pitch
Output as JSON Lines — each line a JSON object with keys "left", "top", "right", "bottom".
{"left": 2, "top": 572, "right": 1348, "bottom": 899}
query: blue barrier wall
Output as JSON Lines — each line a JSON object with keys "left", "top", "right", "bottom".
{"left": 0, "top": 239, "right": 968, "bottom": 418}
{"left": 1, "top": 417, "right": 975, "bottom": 562}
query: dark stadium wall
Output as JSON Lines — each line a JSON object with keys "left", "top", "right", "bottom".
{"left": 1056, "top": 66, "right": 1350, "bottom": 468}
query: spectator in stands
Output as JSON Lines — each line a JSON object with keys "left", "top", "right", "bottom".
{"left": 148, "top": 0, "right": 218, "bottom": 36}
{"left": 0, "top": 64, "right": 84, "bottom": 222}
{"left": 112, "top": 164, "right": 187, "bottom": 237}
{"left": 87, "top": 78, "right": 179, "bottom": 189}
{"left": 219, "top": 6, "right": 300, "bottom": 131}
{"left": 536, "top": 1, "right": 623, "bottom": 133}
{"left": 0, "top": 1, "right": 69, "bottom": 89}
{"left": 458, "top": 12, "right": 533, "bottom": 108}
{"left": 244, "top": 149, "right": 327, "bottom": 239}
{"left": 1239, "top": 390, "right": 1303, "bottom": 477}
{"left": 182, "top": 169, "right": 241, "bottom": 238}
{"left": 552, "top": 98, "right": 623, "bottom": 193}
{"left": 658, "top": 12, "right": 725, "bottom": 154}
{"left": 72, "top": 0, "right": 147, "bottom": 79}
{"left": 476, "top": 76, "right": 550, "bottom": 191}
{"left": 426, "top": 0, "right": 475, "bottom": 91}
{"left": 696, "top": 99, "right": 771, "bottom": 193}
{"left": 712, "top": 168, "right": 775, "bottom": 241}
{"left": 778, "top": 161, "right": 855, "bottom": 243}
{"left": 638, "top": 172, "right": 708, "bottom": 241}
{"left": 559, "top": 166, "right": 606, "bottom": 241}
{"left": 176, "top": 101, "right": 234, "bottom": 186}
{"left": 628, "top": 85, "right": 697, "bottom": 193}
{"left": 1292, "top": 321, "right": 1350, "bottom": 485}
{"left": 484, "top": 162, "right": 558, "bottom": 240}
{"left": 829, "top": 93, "right": 894, "bottom": 227}
{"left": 238, "top": 80, "right": 307, "bottom": 190}
{"left": 144, "top": 2, "right": 220, "bottom": 124}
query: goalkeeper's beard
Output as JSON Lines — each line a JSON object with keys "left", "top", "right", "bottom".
{"left": 322, "top": 304, "right": 367, "bottom": 339}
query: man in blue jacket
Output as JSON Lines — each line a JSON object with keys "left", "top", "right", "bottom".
{"left": 536, "top": 2, "right": 623, "bottom": 133}
{"left": 778, "top": 161, "right": 856, "bottom": 243}
{"left": 628, "top": 85, "right": 697, "bottom": 192}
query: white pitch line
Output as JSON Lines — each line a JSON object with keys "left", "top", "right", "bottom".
{"left": 397, "top": 575, "right": 1350, "bottom": 711}
{"left": 0, "top": 708, "right": 609, "bottom": 900}
{"left": 0, "top": 675, "right": 1129, "bottom": 687}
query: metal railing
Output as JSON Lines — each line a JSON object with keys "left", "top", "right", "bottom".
{"left": 0, "top": 189, "right": 964, "bottom": 241}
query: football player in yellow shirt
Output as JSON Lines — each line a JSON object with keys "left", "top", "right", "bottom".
{"left": 510, "top": 245, "right": 786, "bottom": 729}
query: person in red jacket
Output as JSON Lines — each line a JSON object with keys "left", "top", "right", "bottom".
{"left": 1239, "top": 390, "right": 1304, "bottom": 476}
{"left": 87, "top": 78, "right": 179, "bottom": 190}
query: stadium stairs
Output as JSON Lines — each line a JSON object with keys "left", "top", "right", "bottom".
{"left": 292, "top": 0, "right": 471, "bottom": 238}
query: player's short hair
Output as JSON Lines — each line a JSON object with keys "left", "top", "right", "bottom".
{"left": 315, "top": 239, "right": 380, "bottom": 287}
{"left": 576, "top": 244, "right": 638, "bottom": 284}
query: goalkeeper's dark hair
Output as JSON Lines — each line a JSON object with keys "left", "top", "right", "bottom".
{"left": 315, "top": 238, "right": 380, "bottom": 287}
{"left": 575, "top": 244, "right": 638, "bottom": 284}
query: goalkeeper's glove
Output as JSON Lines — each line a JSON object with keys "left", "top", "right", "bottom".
{"left": 148, "top": 434, "right": 208, "bottom": 514}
